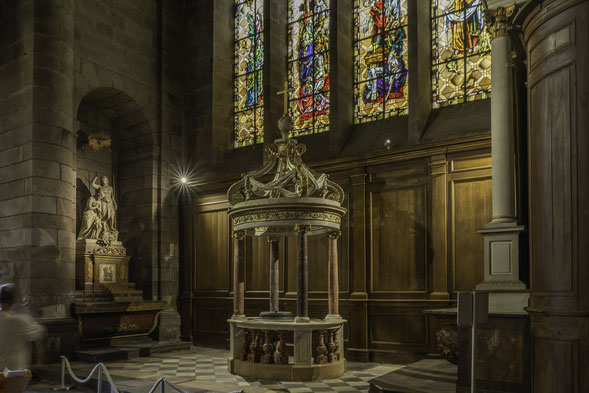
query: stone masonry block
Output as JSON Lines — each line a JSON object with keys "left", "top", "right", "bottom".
{"left": 56, "top": 198, "right": 75, "bottom": 219}
{"left": 30, "top": 244, "right": 60, "bottom": 262}
{"left": 0, "top": 228, "right": 31, "bottom": 248}
{"left": 32, "top": 160, "right": 60, "bottom": 179}
{"left": 9, "top": 180, "right": 25, "bottom": 198}
{"left": 30, "top": 227, "right": 58, "bottom": 249}
{"left": 57, "top": 229, "right": 75, "bottom": 249}
{"left": 0, "top": 197, "right": 31, "bottom": 218}
{"left": 32, "top": 144, "right": 73, "bottom": 167}
{"left": 31, "top": 195, "right": 57, "bottom": 214}
{"left": 32, "top": 178, "right": 73, "bottom": 199}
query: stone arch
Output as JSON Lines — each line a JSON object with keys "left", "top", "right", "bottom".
{"left": 74, "top": 87, "right": 158, "bottom": 296}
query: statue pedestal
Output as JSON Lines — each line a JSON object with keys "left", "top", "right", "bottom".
{"left": 73, "top": 239, "right": 165, "bottom": 342}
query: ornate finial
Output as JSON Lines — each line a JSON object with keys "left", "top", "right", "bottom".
{"left": 484, "top": 3, "right": 516, "bottom": 39}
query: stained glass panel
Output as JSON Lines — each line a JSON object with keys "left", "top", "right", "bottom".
{"left": 287, "top": 0, "right": 330, "bottom": 136}
{"left": 234, "top": 0, "right": 264, "bottom": 148}
{"left": 354, "top": 0, "right": 409, "bottom": 123}
{"left": 432, "top": 0, "right": 491, "bottom": 108}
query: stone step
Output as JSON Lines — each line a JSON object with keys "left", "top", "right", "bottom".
{"left": 369, "top": 359, "right": 456, "bottom": 393}
{"left": 110, "top": 338, "right": 192, "bottom": 357}
{"left": 74, "top": 346, "right": 140, "bottom": 363}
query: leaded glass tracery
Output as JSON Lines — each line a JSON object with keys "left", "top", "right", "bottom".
{"left": 354, "top": 0, "right": 409, "bottom": 123}
{"left": 432, "top": 0, "right": 491, "bottom": 107}
{"left": 287, "top": 0, "right": 330, "bottom": 136}
{"left": 234, "top": 0, "right": 264, "bottom": 148}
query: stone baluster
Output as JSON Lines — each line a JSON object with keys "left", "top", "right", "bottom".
{"left": 248, "top": 330, "right": 260, "bottom": 363}
{"left": 274, "top": 331, "right": 289, "bottom": 365}
{"left": 315, "top": 331, "right": 328, "bottom": 364}
{"left": 241, "top": 329, "right": 251, "bottom": 361}
{"left": 327, "top": 328, "right": 340, "bottom": 363}
{"left": 261, "top": 330, "right": 275, "bottom": 364}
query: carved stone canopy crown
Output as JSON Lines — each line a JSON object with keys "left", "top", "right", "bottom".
{"left": 227, "top": 115, "right": 346, "bottom": 237}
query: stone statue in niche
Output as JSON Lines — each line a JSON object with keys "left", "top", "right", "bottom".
{"left": 78, "top": 194, "right": 102, "bottom": 239}
{"left": 77, "top": 175, "right": 118, "bottom": 243}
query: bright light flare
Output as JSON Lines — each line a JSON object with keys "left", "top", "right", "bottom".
{"left": 181, "top": 177, "right": 187, "bottom": 184}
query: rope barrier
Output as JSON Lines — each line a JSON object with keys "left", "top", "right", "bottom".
{"left": 53, "top": 356, "right": 186, "bottom": 393}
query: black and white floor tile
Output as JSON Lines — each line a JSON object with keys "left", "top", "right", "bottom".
{"left": 112, "top": 351, "right": 402, "bottom": 392}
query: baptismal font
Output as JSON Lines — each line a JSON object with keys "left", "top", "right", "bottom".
{"left": 226, "top": 103, "right": 347, "bottom": 381}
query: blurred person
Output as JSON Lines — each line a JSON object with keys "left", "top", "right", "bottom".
{"left": 0, "top": 284, "right": 45, "bottom": 370}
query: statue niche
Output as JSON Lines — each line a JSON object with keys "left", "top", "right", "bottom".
{"left": 77, "top": 175, "right": 118, "bottom": 243}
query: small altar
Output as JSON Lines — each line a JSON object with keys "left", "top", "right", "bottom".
{"left": 72, "top": 175, "right": 165, "bottom": 343}
{"left": 225, "top": 107, "right": 347, "bottom": 381}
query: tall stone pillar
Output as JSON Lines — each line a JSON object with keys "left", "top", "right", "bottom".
{"left": 326, "top": 231, "right": 340, "bottom": 319}
{"left": 232, "top": 231, "right": 246, "bottom": 318}
{"left": 30, "top": 0, "right": 77, "bottom": 362}
{"left": 268, "top": 237, "right": 280, "bottom": 313}
{"left": 520, "top": 0, "right": 589, "bottom": 391}
{"left": 295, "top": 225, "right": 310, "bottom": 322}
{"left": 476, "top": 4, "right": 527, "bottom": 312}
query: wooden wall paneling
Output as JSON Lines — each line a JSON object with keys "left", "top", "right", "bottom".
{"left": 530, "top": 66, "right": 574, "bottom": 295}
{"left": 350, "top": 173, "right": 368, "bottom": 299}
{"left": 429, "top": 155, "right": 449, "bottom": 298}
{"left": 192, "top": 299, "right": 232, "bottom": 348}
{"left": 370, "top": 184, "right": 427, "bottom": 294}
{"left": 448, "top": 164, "right": 492, "bottom": 293}
{"left": 194, "top": 208, "right": 231, "bottom": 292}
{"left": 369, "top": 304, "right": 428, "bottom": 349}
{"left": 368, "top": 162, "right": 428, "bottom": 297}
{"left": 246, "top": 235, "right": 272, "bottom": 293}
{"left": 179, "top": 197, "right": 194, "bottom": 341}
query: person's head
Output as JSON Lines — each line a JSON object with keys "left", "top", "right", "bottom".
{"left": 101, "top": 176, "right": 109, "bottom": 186}
{"left": 0, "top": 283, "right": 16, "bottom": 311}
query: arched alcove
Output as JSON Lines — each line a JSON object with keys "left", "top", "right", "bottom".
{"left": 75, "top": 87, "right": 157, "bottom": 295}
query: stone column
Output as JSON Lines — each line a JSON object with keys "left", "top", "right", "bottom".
{"left": 268, "top": 236, "right": 280, "bottom": 312}
{"left": 476, "top": 5, "right": 527, "bottom": 310}
{"left": 295, "top": 225, "right": 310, "bottom": 322}
{"left": 232, "top": 231, "right": 246, "bottom": 318}
{"left": 326, "top": 231, "right": 340, "bottom": 319}
{"left": 489, "top": 8, "right": 517, "bottom": 225}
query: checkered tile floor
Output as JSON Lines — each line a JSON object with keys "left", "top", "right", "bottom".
{"left": 114, "top": 352, "right": 401, "bottom": 392}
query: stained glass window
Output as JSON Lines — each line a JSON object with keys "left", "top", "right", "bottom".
{"left": 354, "top": 0, "right": 409, "bottom": 123}
{"left": 432, "top": 0, "right": 491, "bottom": 107}
{"left": 287, "top": 0, "right": 330, "bottom": 136}
{"left": 234, "top": 0, "right": 264, "bottom": 148}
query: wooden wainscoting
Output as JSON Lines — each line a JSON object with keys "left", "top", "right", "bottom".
{"left": 181, "top": 135, "right": 492, "bottom": 362}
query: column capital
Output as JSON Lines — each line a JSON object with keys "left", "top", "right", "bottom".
{"left": 328, "top": 231, "right": 341, "bottom": 239}
{"left": 232, "top": 231, "right": 246, "bottom": 240}
{"left": 295, "top": 224, "right": 311, "bottom": 233}
{"left": 267, "top": 236, "right": 281, "bottom": 243}
{"left": 484, "top": 4, "right": 517, "bottom": 39}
